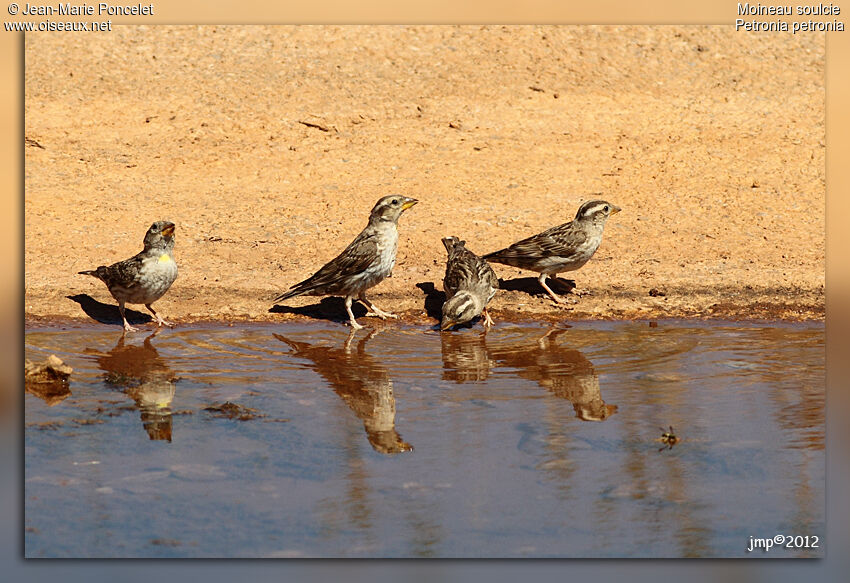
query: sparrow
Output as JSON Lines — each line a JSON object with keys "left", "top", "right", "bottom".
{"left": 440, "top": 236, "right": 499, "bottom": 330}
{"left": 78, "top": 221, "right": 178, "bottom": 332}
{"left": 483, "top": 200, "right": 620, "bottom": 303}
{"left": 273, "top": 195, "right": 418, "bottom": 329}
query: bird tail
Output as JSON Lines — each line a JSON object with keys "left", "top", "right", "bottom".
{"left": 441, "top": 236, "right": 466, "bottom": 254}
{"left": 273, "top": 290, "right": 295, "bottom": 303}
{"left": 78, "top": 268, "right": 104, "bottom": 281}
{"left": 273, "top": 270, "right": 327, "bottom": 303}
{"left": 272, "top": 333, "right": 308, "bottom": 353}
{"left": 272, "top": 286, "right": 306, "bottom": 304}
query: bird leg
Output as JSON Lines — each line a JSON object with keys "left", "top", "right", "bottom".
{"left": 345, "top": 296, "right": 364, "bottom": 329}
{"left": 549, "top": 276, "right": 589, "bottom": 298}
{"left": 358, "top": 294, "right": 398, "bottom": 320}
{"left": 145, "top": 303, "right": 174, "bottom": 328}
{"left": 538, "top": 274, "right": 575, "bottom": 304}
{"left": 482, "top": 307, "right": 495, "bottom": 328}
{"left": 553, "top": 276, "right": 589, "bottom": 297}
{"left": 119, "top": 302, "right": 139, "bottom": 332}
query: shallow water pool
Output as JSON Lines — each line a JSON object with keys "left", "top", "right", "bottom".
{"left": 24, "top": 320, "right": 824, "bottom": 558}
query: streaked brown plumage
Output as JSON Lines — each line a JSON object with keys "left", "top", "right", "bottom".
{"left": 273, "top": 195, "right": 418, "bottom": 329}
{"left": 483, "top": 200, "right": 620, "bottom": 303}
{"left": 78, "top": 221, "right": 178, "bottom": 332}
{"left": 440, "top": 236, "right": 499, "bottom": 330}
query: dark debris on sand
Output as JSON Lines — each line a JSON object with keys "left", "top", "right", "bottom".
{"left": 203, "top": 401, "right": 263, "bottom": 421}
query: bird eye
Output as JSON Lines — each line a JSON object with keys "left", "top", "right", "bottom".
{"left": 392, "top": 199, "right": 400, "bottom": 205}
{"left": 603, "top": 205, "right": 609, "bottom": 212}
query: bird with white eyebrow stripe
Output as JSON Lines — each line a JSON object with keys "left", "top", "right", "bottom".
{"left": 273, "top": 195, "right": 418, "bottom": 329}
{"left": 440, "top": 236, "right": 499, "bottom": 331}
{"left": 483, "top": 200, "right": 620, "bottom": 304}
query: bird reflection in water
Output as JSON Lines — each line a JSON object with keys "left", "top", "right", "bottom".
{"left": 88, "top": 330, "right": 177, "bottom": 441}
{"left": 444, "top": 327, "right": 618, "bottom": 422}
{"left": 274, "top": 329, "right": 413, "bottom": 455}
{"left": 440, "top": 330, "right": 493, "bottom": 383}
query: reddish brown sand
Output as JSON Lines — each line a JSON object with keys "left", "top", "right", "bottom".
{"left": 24, "top": 26, "right": 824, "bottom": 327}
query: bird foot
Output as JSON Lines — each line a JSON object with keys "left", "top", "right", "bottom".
{"left": 548, "top": 294, "right": 577, "bottom": 306}
{"left": 540, "top": 278, "right": 577, "bottom": 306}
{"left": 347, "top": 319, "right": 365, "bottom": 330}
{"left": 364, "top": 309, "right": 398, "bottom": 320}
{"left": 123, "top": 323, "right": 140, "bottom": 332}
{"left": 155, "top": 317, "right": 175, "bottom": 328}
{"left": 482, "top": 309, "right": 495, "bottom": 328}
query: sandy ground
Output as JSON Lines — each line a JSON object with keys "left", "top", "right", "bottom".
{"left": 24, "top": 26, "right": 825, "bottom": 328}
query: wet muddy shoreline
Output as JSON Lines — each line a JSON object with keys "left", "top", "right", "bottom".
{"left": 25, "top": 285, "right": 825, "bottom": 331}
{"left": 25, "top": 308, "right": 825, "bottom": 331}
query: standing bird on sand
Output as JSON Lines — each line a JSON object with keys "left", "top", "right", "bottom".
{"left": 483, "top": 200, "right": 620, "bottom": 304}
{"left": 273, "top": 195, "right": 418, "bottom": 329}
{"left": 440, "top": 236, "right": 499, "bottom": 331}
{"left": 78, "top": 221, "right": 178, "bottom": 332}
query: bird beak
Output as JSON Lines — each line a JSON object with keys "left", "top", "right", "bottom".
{"left": 401, "top": 198, "right": 418, "bottom": 211}
{"left": 610, "top": 205, "right": 621, "bottom": 215}
{"left": 440, "top": 318, "right": 455, "bottom": 331}
{"left": 161, "top": 223, "right": 175, "bottom": 237}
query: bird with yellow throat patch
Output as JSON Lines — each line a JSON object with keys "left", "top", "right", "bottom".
{"left": 79, "top": 221, "right": 178, "bottom": 332}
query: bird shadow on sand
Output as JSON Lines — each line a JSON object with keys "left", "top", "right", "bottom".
{"left": 415, "top": 282, "right": 446, "bottom": 322}
{"left": 497, "top": 276, "right": 576, "bottom": 298}
{"left": 269, "top": 296, "right": 367, "bottom": 325}
{"left": 67, "top": 294, "right": 152, "bottom": 327}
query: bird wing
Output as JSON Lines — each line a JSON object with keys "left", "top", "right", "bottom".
{"left": 275, "top": 230, "right": 380, "bottom": 300}
{"left": 444, "top": 240, "right": 499, "bottom": 297}
{"left": 479, "top": 253, "right": 500, "bottom": 303}
{"left": 81, "top": 253, "right": 146, "bottom": 291}
{"left": 443, "top": 252, "right": 472, "bottom": 297}
{"left": 484, "top": 259, "right": 500, "bottom": 290}
{"left": 486, "top": 221, "right": 587, "bottom": 261}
